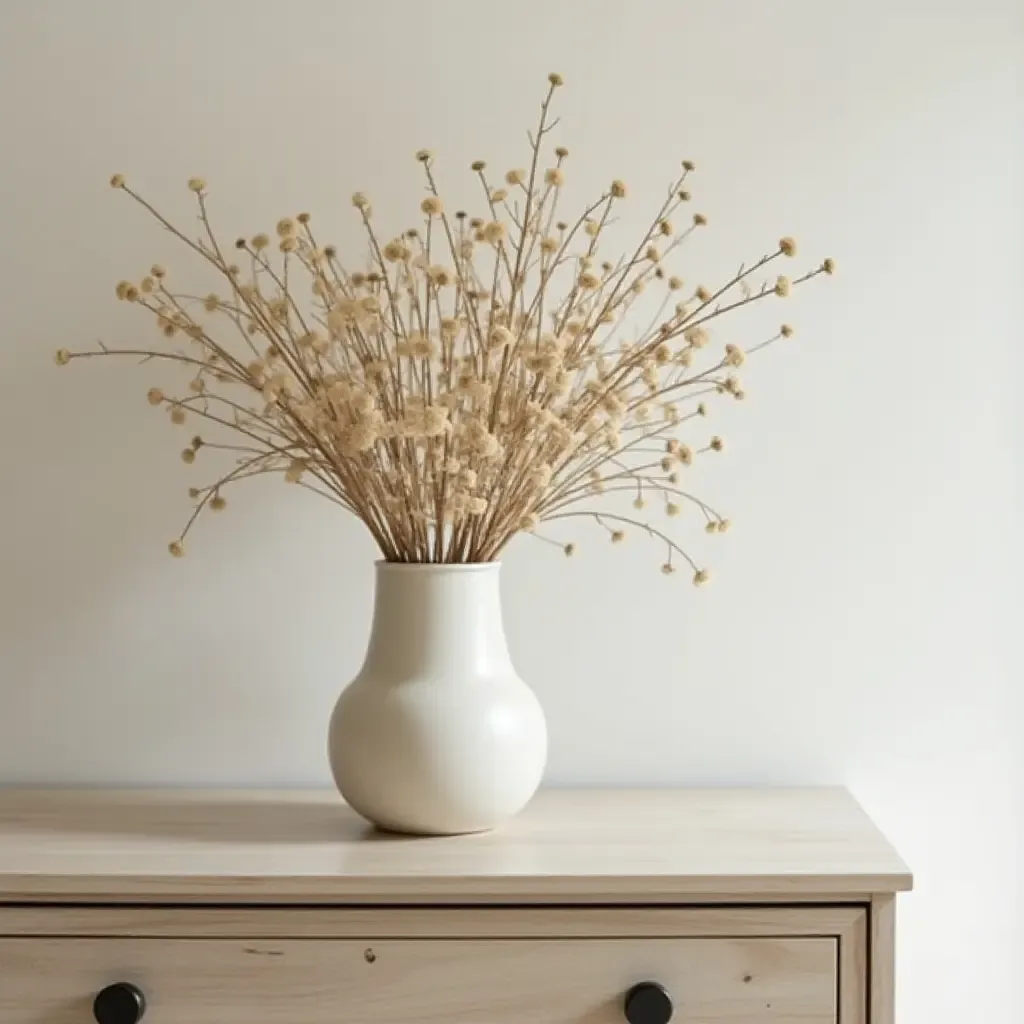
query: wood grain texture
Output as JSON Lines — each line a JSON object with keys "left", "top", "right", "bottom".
{"left": 0, "top": 935, "right": 838, "bottom": 1024}
{"left": 869, "top": 894, "right": 896, "bottom": 1024}
{"left": 838, "top": 906, "right": 868, "bottom": 1024}
{"left": 0, "top": 788, "right": 911, "bottom": 902}
{"left": 0, "top": 905, "right": 866, "bottom": 939}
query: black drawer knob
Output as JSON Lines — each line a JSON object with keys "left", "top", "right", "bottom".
{"left": 624, "top": 981, "right": 673, "bottom": 1024}
{"left": 93, "top": 982, "right": 146, "bottom": 1024}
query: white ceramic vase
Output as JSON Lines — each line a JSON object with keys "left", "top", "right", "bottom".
{"left": 328, "top": 562, "right": 547, "bottom": 835}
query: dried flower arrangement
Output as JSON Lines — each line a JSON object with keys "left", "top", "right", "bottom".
{"left": 57, "top": 74, "right": 832, "bottom": 582}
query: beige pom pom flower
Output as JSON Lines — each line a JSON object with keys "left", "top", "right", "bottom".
{"left": 695, "top": 285, "right": 712, "bottom": 303}
{"left": 168, "top": 540, "right": 185, "bottom": 558}
{"left": 146, "top": 387, "right": 164, "bottom": 405}
{"left": 692, "top": 568, "right": 710, "bottom": 586}
{"left": 775, "top": 275, "right": 791, "bottom": 297}
{"left": 421, "top": 196, "right": 444, "bottom": 217}
{"left": 279, "top": 236, "right": 298, "bottom": 253}
{"left": 150, "top": 264, "right": 166, "bottom": 278}
{"left": 710, "top": 436, "right": 725, "bottom": 452}
{"left": 251, "top": 233, "right": 270, "bottom": 251}
{"left": 668, "top": 275, "right": 684, "bottom": 291}
{"left": 187, "top": 177, "right": 207, "bottom": 193}
{"left": 170, "top": 407, "right": 187, "bottom": 425}
{"left": 780, "top": 323, "right": 795, "bottom": 338}
{"left": 666, "top": 502, "right": 681, "bottom": 517}
{"left": 505, "top": 168, "right": 526, "bottom": 186}
{"left": 725, "top": 344, "right": 745, "bottom": 367}
{"left": 548, "top": 72, "right": 564, "bottom": 86}
{"left": 661, "top": 562, "right": 676, "bottom": 575}
{"left": 779, "top": 236, "right": 797, "bottom": 257}
{"left": 822, "top": 257, "right": 836, "bottom": 275}
{"left": 578, "top": 271, "right": 600, "bottom": 290}
{"left": 180, "top": 448, "right": 196, "bottom": 464}
{"left": 109, "top": 173, "right": 125, "bottom": 189}
{"left": 544, "top": 167, "right": 565, "bottom": 186}
{"left": 482, "top": 221, "right": 507, "bottom": 244}
{"left": 610, "top": 179, "right": 627, "bottom": 198}
{"left": 276, "top": 218, "right": 296, "bottom": 237}
{"left": 610, "top": 530, "right": 625, "bottom": 544}
{"left": 520, "top": 513, "right": 539, "bottom": 532}
{"left": 54, "top": 348, "right": 71, "bottom": 366}
{"left": 693, "top": 212, "right": 708, "bottom": 226}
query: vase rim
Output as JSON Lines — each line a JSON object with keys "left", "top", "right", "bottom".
{"left": 374, "top": 560, "right": 501, "bottom": 572}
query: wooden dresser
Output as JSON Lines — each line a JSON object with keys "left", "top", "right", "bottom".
{"left": 0, "top": 788, "right": 910, "bottom": 1024}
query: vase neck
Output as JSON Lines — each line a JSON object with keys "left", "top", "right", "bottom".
{"left": 361, "top": 564, "right": 514, "bottom": 682}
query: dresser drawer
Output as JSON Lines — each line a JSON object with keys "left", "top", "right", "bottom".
{"left": 0, "top": 933, "right": 837, "bottom": 1024}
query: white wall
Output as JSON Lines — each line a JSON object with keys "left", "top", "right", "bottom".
{"left": 0, "top": 1, "right": 1020, "bottom": 1020}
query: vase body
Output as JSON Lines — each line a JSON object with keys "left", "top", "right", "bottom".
{"left": 328, "top": 562, "right": 547, "bottom": 835}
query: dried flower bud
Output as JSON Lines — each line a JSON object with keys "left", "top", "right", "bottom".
{"left": 146, "top": 387, "right": 164, "bottom": 405}
{"left": 610, "top": 530, "right": 625, "bottom": 544}
{"left": 697, "top": 402, "right": 707, "bottom": 416}
{"left": 725, "top": 344, "right": 745, "bottom": 367}
{"left": 280, "top": 236, "right": 298, "bottom": 253}
{"left": 54, "top": 348, "right": 71, "bottom": 366}
{"left": 822, "top": 257, "right": 836, "bottom": 275}
{"left": 677, "top": 189, "right": 691, "bottom": 201}
{"left": 297, "top": 212, "right": 311, "bottom": 224}
{"left": 520, "top": 513, "right": 539, "bottom": 532}
{"left": 548, "top": 72, "right": 564, "bottom": 86}
{"left": 610, "top": 179, "right": 627, "bottom": 198}
{"left": 710, "top": 436, "right": 725, "bottom": 452}
{"left": 693, "top": 212, "right": 708, "bottom": 226}
{"left": 276, "top": 217, "right": 296, "bottom": 237}
{"left": 150, "top": 264, "right": 166, "bottom": 278}
{"left": 415, "top": 149, "right": 433, "bottom": 162}
{"left": 188, "top": 487, "right": 201, "bottom": 499}
{"left": 180, "top": 448, "right": 195, "bottom": 464}
{"left": 109, "top": 173, "right": 126, "bottom": 188}
{"left": 718, "top": 519, "right": 731, "bottom": 533}
{"left": 168, "top": 540, "right": 185, "bottom": 558}
{"left": 779, "top": 236, "right": 797, "bottom": 257}
{"left": 555, "top": 146, "right": 569, "bottom": 158}
{"left": 661, "top": 563, "right": 676, "bottom": 575}
{"left": 780, "top": 323, "right": 794, "bottom": 337}
{"left": 421, "top": 196, "right": 444, "bottom": 217}
{"left": 668, "top": 276, "right": 684, "bottom": 291}
{"left": 645, "top": 245, "right": 661, "bottom": 262}
{"left": 633, "top": 496, "right": 646, "bottom": 510}
{"left": 506, "top": 168, "right": 527, "bottom": 187}
{"left": 696, "top": 285, "right": 712, "bottom": 302}
{"left": 774, "top": 275, "right": 791, "bottom": 297}
{"left": 563, "top": 543, "right": 576, "bottom": 557}
{"left": 692, "top": 569, "right": 710, "bottom": 586}
{"left": 705, "top": 521, "right": 718, "bottom": 535}
{"left": 579, "top": 271, "right": 600, "bottom": 290}
{"left": 471, "top": 160, "right": 486, "bottom": 172}
{"left": 251, "top": 233, "right": 270, "bottom": 251}
{"left": 544, "top": 167, "right": 565, "bottom": 186}
{"left": 210, "top": 495, "right": 227, "bottom": 511}
{"left": 682, "top": 159, "right": 696, "bottom": 172}
{"left": 187, "top": 177, "right": 207, "bottom": 193}
{"left": 666, "top": 502, "right": 681, "bottom": 517}
{"left": 170, "top": 407, "right": 186, "bottom": 425}
{"left": 351, "top": 192, "right": 370, "bottom": 209}
{"left": 483, "top": 221, "right": 507, "bottom": 244}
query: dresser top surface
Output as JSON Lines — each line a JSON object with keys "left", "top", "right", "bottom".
{"left": 0, "top": 788, "right": 911, "bottom": 903}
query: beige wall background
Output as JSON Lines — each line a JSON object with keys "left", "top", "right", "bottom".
{"left": 1, "top": 1, "right": 1021, "bottom": 1021}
